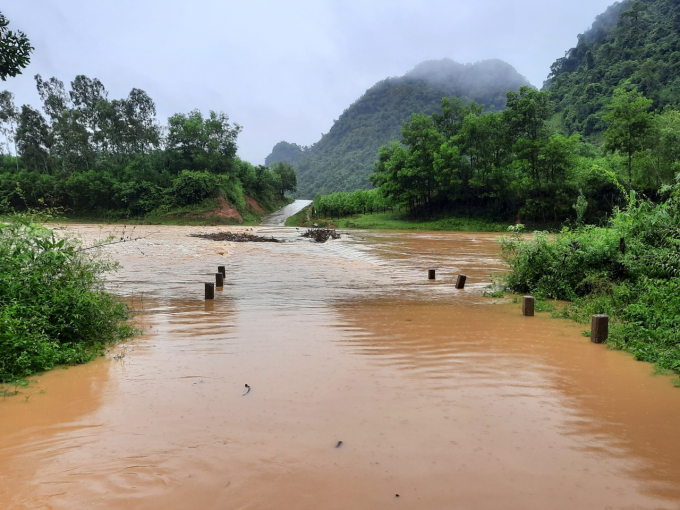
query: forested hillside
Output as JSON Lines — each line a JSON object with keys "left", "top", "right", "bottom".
{"left": 267, "top": 59, "right": 531, "bottom": 197}
{"left": 0, "top": 75, "right": 296, "bottom": 221}
{"left": 546, "top": 0, "right": 680, "bottom": 136}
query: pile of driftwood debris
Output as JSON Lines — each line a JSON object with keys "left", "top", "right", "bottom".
{"left": 190, "top": 232, "right": 279, "bottom": 243}
{"left": 301, "top": 228, "right": 341, "bottom": 243}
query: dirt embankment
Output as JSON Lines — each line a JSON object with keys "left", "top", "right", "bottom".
{"left": 175, "top": 195, "right": 265, "bottom": 223}
{"left": 245, "top": 195, "right": 264, "bottom": 214}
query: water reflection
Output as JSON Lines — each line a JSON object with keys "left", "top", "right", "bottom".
{"left": 331, "top": 294, "right": 680, "bottom": 503}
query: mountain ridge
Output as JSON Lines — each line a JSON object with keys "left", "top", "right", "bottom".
{"left": 266, "top": 58, "right": 531, "bottom": 197}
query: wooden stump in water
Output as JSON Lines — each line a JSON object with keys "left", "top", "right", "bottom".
{"left": 216, "top": 272, "right": 224, "bottom": 288}
{"left": 428, "top": 269, "right": 436, "bottom": 280}
{"left": 205, "top": 282, "right": 215, "bottom": 300}
{"left": 523, "top": 296, "right": 535, "bottom": 317}
{"left": 218, "top": 266, "right": 226, "bottom": 279}
{"left": 591, "top": 315, "right": 609, "bottom": 344}
{"left": 455, "top": 275, "right": 467, "bottom": 289}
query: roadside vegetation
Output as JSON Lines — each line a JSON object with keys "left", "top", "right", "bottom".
{"left": 0, "top": 76, "right": 297, "bottom": 223}
{"left": 0, "top": 215, "right": 133, "bottom": 383}
{"left": 501, "top": 182, "right": 680, "bottom": 374}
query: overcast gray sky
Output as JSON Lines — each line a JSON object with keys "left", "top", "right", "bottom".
{"left": 3, "top": 0, "right": 615, "bottom": 164}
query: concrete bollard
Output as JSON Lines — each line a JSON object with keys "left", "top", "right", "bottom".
{"left": 523, "top": 296, "right": 535, "bottom": 317}
{"left": 591, "top": 314, "right": 609, "bottom": 344}
{"left": 205, "top": 282, "right": 215, "bottom": 300}
{"left": 428, "top": 269, "right": 436, "bottom": 280}
{"left": 455, "top": 274, "right": 467, "bottom": 289}
{"left": 216, "top": 272, "right": 224, "bottom": 287}
{"left": 218, "top": 265, "right": 226, "bottom": 279}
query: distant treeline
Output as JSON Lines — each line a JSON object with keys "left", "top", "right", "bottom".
{"left": 0, "top": 75, "right": 296, "bottom": 218}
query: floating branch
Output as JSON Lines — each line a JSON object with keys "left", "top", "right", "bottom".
{"left": 190, "top": 232, "right": 279, "bottom": 243}
{"left": 301, "top": 228, "right": 340, "bottom": 243}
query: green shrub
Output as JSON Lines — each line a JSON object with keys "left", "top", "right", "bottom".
{"left": 168, "top": 170, "right": 219, "bottom": 206}
{"left": 0, "top": 217, "right": 132, "bottom": 382}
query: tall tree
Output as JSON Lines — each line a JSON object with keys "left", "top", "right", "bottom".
{"left": 35, "top": 75, "right": 70, "bottom": 121}
{"left": 0, "top": 91, "right": 18, "bottom": 159}
{"left": 271, "top": 162, "right": 297, "bottom": 196}
{"left": 15, "top": 105, "right": 53, "bottom": 174}
{"left": 503, "top": 87, "right": 554, "bottom": 185}
{"left": 69, "top": 75, "right": 108, "bottom": 149}
{"left": 120, "top": 88, "right": 160, "bottom": 154}
{"left": 166, "top": 110, "right": 241, "bottom": 174}
{"left": 603, "top": 87, "right": 654, "bottom": 185}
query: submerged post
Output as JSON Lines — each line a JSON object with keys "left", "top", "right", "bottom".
{"left": 205, "top": 282, "right": 215, "bottom": 300}
{"left": 591, "top": 315, "right": 609, "bottom": 344}
{"left": 216, "top": 272, "right": 224, "bottom": 288}
{"left": 428, "top": 269, "right": 436, "bottom": 280}
{"left": 218, "top": 265, "right": 226, "bottom": 279}
{"left": 523, "top": 296, "right": 535, "bottom": 317}
{"left": 455, "top": 274, "right": 467, "bottom": 289}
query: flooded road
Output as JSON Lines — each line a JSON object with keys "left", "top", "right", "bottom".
{"left": 2, "top": 225, "right": 680, "bottom": 509}
{"left": 261, "top": 199, "right": 312, "bottom": 225}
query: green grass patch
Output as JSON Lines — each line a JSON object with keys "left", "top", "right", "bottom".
{"left": 290, "top": 211, "right": 508, "bottom": 232}
{"left": 285, "top": 206, "right": 313, "bottom": 227}
{"left": 21, "top": 195, "right": 294, "bottom": 227}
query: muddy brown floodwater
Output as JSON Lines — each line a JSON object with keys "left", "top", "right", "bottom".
{"left": 2, "top": 225, "right": 680, "bottom": 510}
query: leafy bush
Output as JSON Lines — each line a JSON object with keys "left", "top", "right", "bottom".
{"left": 501, "top": 226, "right": 622, "bottom": 300}
{"left": 168, "top": 170, "right": 219, "bottom": 206}
{"left": 501, "top": 183, "right": 680, "bottom": 374}
{"left": 0, "top": 217, "right": 132, "bottom": 382}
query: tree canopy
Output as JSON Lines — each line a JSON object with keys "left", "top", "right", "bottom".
{"left": 367, "top": 85, "right": 680, "bottom": 224}
{"left": 546, "top": 0, "right": 680, "bottom": 137}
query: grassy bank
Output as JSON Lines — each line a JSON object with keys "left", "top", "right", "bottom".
{"left": 31, "top": 196, "right": 293, "bottom": 227}
{"left": 286, "top": 207, "right": 508, "bottom": 232}
{"left": 0, "top": 216, "right": 134, "bottom": 383}
{"left": 501, "top": 184, "right": 680, "bottom": 379}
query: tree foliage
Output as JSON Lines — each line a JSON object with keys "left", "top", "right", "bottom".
{"left": 0, "top": 12, "right": 33, "bottom": 81}
{"left": 369, "top": 88, "right": 595, "bottom": 223}
{"left": 0, "top": 74, "right": 295, "bottom": 218}
{"left": 602, "top": 87, "right": 654, "bottom": 183}
{"left": 546, "top": 0, "right": 680, "bottom": 137}
{"left": 270, "top": 162, "right": 297, "bottom": 196}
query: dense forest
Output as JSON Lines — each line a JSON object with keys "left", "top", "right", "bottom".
{"left": 0, "top": 75, "right": 296, "bottom": 221}
{"left": 547, "top": 0, "right": 680, "bottom": 136}
{"left": 266, "top": 59, "right": 531, "bottom": 197}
